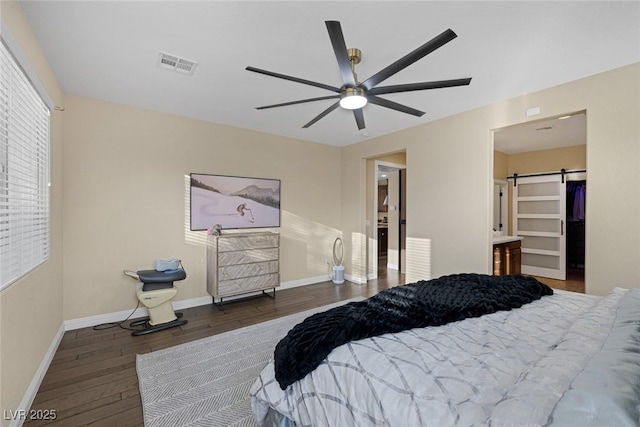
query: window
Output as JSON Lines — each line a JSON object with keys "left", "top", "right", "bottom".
{"left": 0, "top": 38, "right": 51, "bottom": 290}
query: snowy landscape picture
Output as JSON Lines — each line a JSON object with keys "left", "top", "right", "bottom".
{"left": 190, "top": 173, "right": 280, "bottom": 230}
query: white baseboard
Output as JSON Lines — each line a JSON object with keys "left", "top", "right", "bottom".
{"left": 171, "top": 296, "right": 213, "bottom": 311}
{"left": 64, "top": 307, "right": 147, "bottom": 331}
{"left": 346, "top": 274, "right": 367, "bottom": 284}
{"left": 64, "top": 275, "right": 334, "bottom": 330}
{"left": 64, "top": 295, "right": 213, "bottom": 331}
{"left": 9, "top": 323, "right": 65, "bottom": 427}
{"left": 279, "top": 275, "right": 329, "bottom": 290}
{"left": 387, "top": 263, "right": 399, "bottom": 270}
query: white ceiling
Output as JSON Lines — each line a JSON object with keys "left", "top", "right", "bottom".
{"left": 19, "top": 1, "right": 640, "bottom": 147}
{"left": 494, "top": 112, "right": 586, "bottom": 155}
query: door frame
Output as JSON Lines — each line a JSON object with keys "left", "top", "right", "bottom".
{"left": 494, "top": 179, "right": 508, "bottom": 234}
{"left": 490, "top": 111, "right": 587, "bottom": 278}
{"left": 372, "top": 160, "right": 406, "bottom": 279}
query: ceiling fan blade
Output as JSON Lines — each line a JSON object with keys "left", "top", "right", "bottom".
{"left": 368, "top": 96, "right": 425, "bottom": 117}
{"left": 353, "top": 109, "right": 365, "bottom": 130}
{"left": 368, "top": 78, "right": 472, "bottom": 96}
{"left": 246, "top": 66, "right": 340, "bottom": 93}
{"left": 361, "top": 29, "right": 458, "bottom": 91}
{"left": 325, "top": 21, "right": 357, "bottom": 87}
{"left": 302, "top": 101, "right": 340, "bottom": 128}
{"left": 255, "top": 95, "right": 340, "bottom": 110}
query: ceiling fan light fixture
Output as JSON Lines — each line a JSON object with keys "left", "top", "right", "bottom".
{"left": 340, "top": 87, "right": 367, "bottom": 110}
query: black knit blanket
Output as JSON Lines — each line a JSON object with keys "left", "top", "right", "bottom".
{"left": 274, "top": 273, "right": 552, "bottom": 389}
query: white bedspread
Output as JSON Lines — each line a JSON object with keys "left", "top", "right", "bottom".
{"left": 250, "top": 288, "right": 628, "bottom": 427}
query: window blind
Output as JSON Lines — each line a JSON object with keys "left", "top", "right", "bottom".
{"left": 0, "top": 39, "right": 50, "bottom": 290}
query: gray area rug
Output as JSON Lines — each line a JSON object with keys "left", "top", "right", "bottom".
{"left": 136, "top": 298, "right": 364, "bottom": 427}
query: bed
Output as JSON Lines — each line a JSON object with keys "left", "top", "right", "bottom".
{"left": 250, "top": 274, "right": 640, "bottom": 427}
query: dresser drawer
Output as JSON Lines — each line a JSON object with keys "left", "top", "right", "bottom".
{"left": 218, "top": 248, "right": 278, "bottom": 267}
{"left": 218, "top": 273, "right": 279, "bottom": 297}
{"left": 218, "top": 260, "right": 278, "bottom": 281}
{"left": 217, "top": 233, "right": 278, "bottom": 252}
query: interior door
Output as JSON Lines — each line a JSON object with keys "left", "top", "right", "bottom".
{"left": 399, "top": 169, "right": 406, "bottom": 274}
{"left": 513, "top": 175, "right": 566, "bottom": 280}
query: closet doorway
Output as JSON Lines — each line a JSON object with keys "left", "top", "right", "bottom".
{"left": 493, "top": 112, "right": 586, "bottom": 291}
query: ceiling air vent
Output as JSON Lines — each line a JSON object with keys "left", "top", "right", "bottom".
{"left": 157, "top": 52, "right": 198, "bottom": 76}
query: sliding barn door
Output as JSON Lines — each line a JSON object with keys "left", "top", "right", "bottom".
{"left": 513, "top": 175, "right": 566, "bottom": 280}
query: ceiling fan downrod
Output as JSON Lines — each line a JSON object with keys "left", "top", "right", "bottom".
{"left": 347, "top": 48, "right": 361, "bottom": 85}
{"left": 338, "top": 47, "right": 367, "bottom": 110}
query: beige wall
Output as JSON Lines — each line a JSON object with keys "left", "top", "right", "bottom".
{"left": 584, "top": 66, "right": 640, "bottom": 294}
{"left": 507, "top": 144, "right": 586, "bottom": 175}
{"left": 343, "top": 109, "right": 496, "bottom": 284}
{"left": 342, "top": 63, "right": 639, "bottom": 294}
{"left": 62, "top": 94, "right": 343, "bottom": 320}
{"left": 0, "top": 1, "right": 65, "bottom": 420}
{"left": 493, "top": 150, "right": 508, "bottom": 180}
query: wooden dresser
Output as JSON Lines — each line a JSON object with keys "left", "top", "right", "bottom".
{"left": 206, "top": 232, "right": 280, "bottom": 303}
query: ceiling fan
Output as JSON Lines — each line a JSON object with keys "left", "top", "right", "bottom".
{"left": 246, "top": 21, "right": 472, "bottom": 130}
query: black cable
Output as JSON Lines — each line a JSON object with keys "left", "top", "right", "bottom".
{"left": 94, "top": 261, "right": 187, "bottom": 332}
{"left": 92, "top": 300, "right": 142, "bottom": 331}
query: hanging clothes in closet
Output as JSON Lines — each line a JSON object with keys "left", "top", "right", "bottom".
{"left": 567, "top": 181, "right": 586, "bottom": 221}
{"left": 566, "top": 181, "right": 586, "bottom": 269}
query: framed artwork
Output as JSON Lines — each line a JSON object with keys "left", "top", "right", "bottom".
{"left": 190, "top": 173, "right": 281, "bottom": 230}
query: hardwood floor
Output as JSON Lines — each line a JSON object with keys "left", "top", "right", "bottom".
{"left": 25, "top": 267, "right": 583, "bottom": 426}
{"left": 533, "top": 268, "right": 586, "bottom": 293}
{"left": 25, "top": 272, "right": 404, "bottom": 426}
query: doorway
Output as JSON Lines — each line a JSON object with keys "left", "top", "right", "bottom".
{"left": 373, "top": 160, "right": 406, "bottom": 279}
{"left": 493, "top": 112, "right": 586, "bottom": 291}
